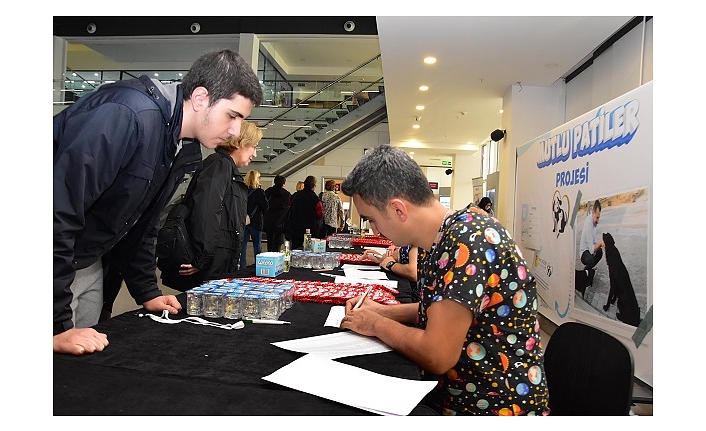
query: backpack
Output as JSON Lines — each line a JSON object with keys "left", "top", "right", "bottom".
{"left": 156, "top": 202, "right": 194, "bottom": 272}
{"left": 156, "top": 174, "right": 198, "bottom": 273}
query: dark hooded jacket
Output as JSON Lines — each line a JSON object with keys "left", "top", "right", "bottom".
{"left": 53, "top": 76, "right": 202, "bottom": 334}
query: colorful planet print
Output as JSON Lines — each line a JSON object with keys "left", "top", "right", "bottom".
{"left": 484, "top": 228, "right": 501, "bottom": 244}
{"left": 466, "top": 342, "right": 486, "bottom": 360}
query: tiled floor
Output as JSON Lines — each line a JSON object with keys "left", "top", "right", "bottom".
{"left": 112, "top": 243, "right": 653, "bottom": 416}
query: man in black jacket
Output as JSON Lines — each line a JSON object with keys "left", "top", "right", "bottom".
{"left": 53, "top": 49, "right": 263, "bottom": 355}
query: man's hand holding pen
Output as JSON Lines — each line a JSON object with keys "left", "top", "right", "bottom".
{"left": 340, "top": 286, "right": 381, "bottom": 336}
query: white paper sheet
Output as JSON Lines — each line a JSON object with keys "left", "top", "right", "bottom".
{"left": 324, "top": 305, "right": 346, "bottom": 328}
{"left": 343, "top": 267, "right": 389, "bottom": 279}
{"left": 341, "top": 263, "right": 379, "bottom": 270}
{"left": 334, "top": 276, "right": 398, "bottom": 289}
{"left": 262, "top": 353, "right": 435, "bottom": 416}
{"left": 271, "top": 330, "right": 392, "bottom": 359}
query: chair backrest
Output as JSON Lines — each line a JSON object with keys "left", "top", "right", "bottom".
{"left": 544, "top": 321, "right": 634, "bottom": 415}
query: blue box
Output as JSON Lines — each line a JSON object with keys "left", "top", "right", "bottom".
{"left": 255, "top": 252, "right": 285, "bottom": 277}
{"left": 312, "top": 238, "right": 327, "bottom": 253}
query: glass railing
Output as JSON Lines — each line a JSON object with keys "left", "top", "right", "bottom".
{"left": 55, "top": 54, "right": 385, "bottom": 163}
{"left": 252, "top": 55, "right": 384, "bottom": 162}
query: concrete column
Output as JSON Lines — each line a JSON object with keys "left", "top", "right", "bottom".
{"left": 238, "top": 33, "right": 260, "bottom": 73}
{"left": 53, "top": 36, "right": 68, "bottom": 114}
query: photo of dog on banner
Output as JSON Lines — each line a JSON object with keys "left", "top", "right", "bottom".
{"left": 573, "top": 190, "right": 649, "bottom": 327}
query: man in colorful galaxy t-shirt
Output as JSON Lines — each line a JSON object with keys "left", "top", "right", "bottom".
{"left": 417, "top": 205, "right": 549, "bottom": 415}
{"left": 340, "top": 145, "right": 549, "bottom": 416}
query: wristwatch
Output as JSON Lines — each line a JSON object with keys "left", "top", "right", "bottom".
{"left": 385, "top": 260, "right": 397, "bottom": 271}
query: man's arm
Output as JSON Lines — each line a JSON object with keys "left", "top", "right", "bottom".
{"left": 53, "top": 104, "right": 138, "bottom": 333}
{"left": 342, "top": 299, "right": 472, "bottom": 375}
{"left": 54, "top": 327, "right": 110, "bottom": 356}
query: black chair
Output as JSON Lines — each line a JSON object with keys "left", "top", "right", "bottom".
{"left": 543, "top": 321, "right": 634, "bottom": 415}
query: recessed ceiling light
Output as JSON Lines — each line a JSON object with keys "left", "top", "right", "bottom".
{"left": 499, "top": 109, "right": 504, "bottom": 114}
{"left": 419, "top": 85, "right": 429, "bottom": 91}
{"left": 423, "top": 57, "right": 437, "bottom": 64}
{"left": 413, "top": 124, "right": 420, "bottom": 129}
{"left": 416, "top": 105, "right": 425, "bottom": 111}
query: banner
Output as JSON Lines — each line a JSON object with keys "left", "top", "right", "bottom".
{"left": 515, "top": 82, "right": 652, "bottom": 384}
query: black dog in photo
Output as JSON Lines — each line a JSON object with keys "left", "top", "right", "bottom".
{"left": 552, "top": 196, "right": 567, "bottom": 236}
{"left": 602, "top": 232, "right": 641, "bottom": 327}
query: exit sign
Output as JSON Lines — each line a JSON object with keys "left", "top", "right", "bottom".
{"left": 441, "top": 161, "right": 451, "bottom": 166}
{"left": 429, "top": 182, "right": 439, "bottom": 190}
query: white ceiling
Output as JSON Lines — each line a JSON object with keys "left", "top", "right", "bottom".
{"left": 63, "top": 16, "right": 635, "bottom": 159}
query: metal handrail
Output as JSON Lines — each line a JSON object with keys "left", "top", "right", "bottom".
{"left": 262, "top": 54, "right": 382, "bottom": 127}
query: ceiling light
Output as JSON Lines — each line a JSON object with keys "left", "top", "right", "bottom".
{"left": 413, "top": 124, "right": 420, "bottom": 129}
{"left": 423, "top": 57, "right": 437, "bottom": 64}
{"left": 416, "top": 105, "right": 425, "bottom": 111}
{"left": 419, "top": 85, "right": 429, "bottom": 91}
{"left": 499, "top": 109, "right": 504, "bottom": 114}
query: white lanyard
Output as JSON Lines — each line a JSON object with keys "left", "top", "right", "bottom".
{"left": 140, "top": 310, "right": 244, "bottom": 330}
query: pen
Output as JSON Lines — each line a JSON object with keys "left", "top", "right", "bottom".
{"left": 244, "top": 319, "right": 291, "bottom": 325}
{"left": 353, "top": 285, "right": 373, "bottom": 309}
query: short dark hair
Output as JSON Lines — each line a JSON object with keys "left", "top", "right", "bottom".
{"left": 304, "top": 175, "right": 317, "bottom": 189}
{"left": 274, "top": 175, "right": 286, "bottom": 187}
{"left": 341, "top": 145, "right": 434, "bottom": 213}
{"left": 593, "top": 199, "right": 602, "bottom": 212}
{"left": 181, "top": 49, "right": 263, "bottom": 107}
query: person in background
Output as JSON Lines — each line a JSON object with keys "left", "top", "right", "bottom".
{"left": 286, "top": 175, "right": 323, "bottom": 249}
{"left": 240, "top": 169, "right": 269, "bottom": 268}
{"left": 320, "top": 179, "right": 345, "bottom": 238}
{"left": 478, "top": 196, "right": 494, "bottom": 216}
{"left": 580, "top": 199, "right": 604, "bottom": 271}
{"left": 339, "top": 145, "right": 549, "bottom": 415}
{"left": 159, "top": 122, "right": 262, "bottom": 291}
{"left": 263, "top": 175, "right": 292, "bottom": 252}
{"left": 363, "top": 244, "right": 420, "bottom": 298}
{"left": 53, "top": 49, "right": 262, "bottom": 356}
{"left": 295, "top": 181, "right": 305, "bottom": 192}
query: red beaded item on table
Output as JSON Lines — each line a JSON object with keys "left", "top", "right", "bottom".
{"left": 338, "top": 253, "right": 377, "bottom": 265}
{"left": 240, "top": 276, "right": 399, "bottom": 305}
{"left": 351, "top": 235, "right": 393, "bottom": 247}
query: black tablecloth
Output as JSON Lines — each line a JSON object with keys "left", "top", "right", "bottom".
{"left": 54, "top": 264, "right": 421, "bottom": 416}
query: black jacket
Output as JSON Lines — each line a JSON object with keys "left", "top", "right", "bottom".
{"left": 263, "top": 185, "right": 292, "bottom": 232}
{"left": 246, "top": 186, "right": 269, "bottom": 231}
{"left": 287, "top": 189, "right": 324, "bottom": 248}
{"left": 53, "top": 76, "right": 202, "bottom": 335}
{"left": 160, "top": 148, "right": 248, "bottom": 291}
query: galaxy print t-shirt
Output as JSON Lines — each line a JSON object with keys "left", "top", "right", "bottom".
{"left": 417, "top": 204, "right": 550, "bottom": 416}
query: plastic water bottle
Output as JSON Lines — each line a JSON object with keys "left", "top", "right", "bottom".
{"left": 282, "top": 240, "right": 291, "bottom": 273}
{"left": 303, "top": 229, "right": 312, "bottom": 251}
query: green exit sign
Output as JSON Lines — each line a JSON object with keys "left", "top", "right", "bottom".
{"left": 442, "top": 161, "right": 451, "bottom": 166}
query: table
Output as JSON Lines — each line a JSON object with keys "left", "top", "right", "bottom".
{"left": 54, "top": 265, "right": 423, "bottom": 415}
